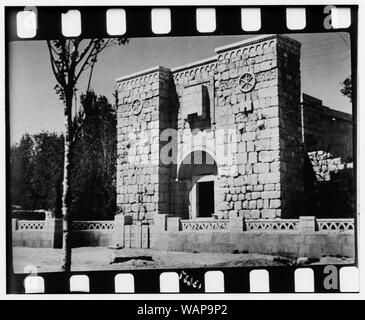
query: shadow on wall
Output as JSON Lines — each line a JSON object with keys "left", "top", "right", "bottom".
{"left": 304, "top": 151, "right": 354, "bottom": 218}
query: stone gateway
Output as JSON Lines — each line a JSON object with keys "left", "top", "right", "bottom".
{"left": 113, "top": 34, "right": 354, "bottom": 256}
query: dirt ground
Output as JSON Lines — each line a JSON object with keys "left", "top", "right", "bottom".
{"left": 12, "top": 247, "right": 354, "bottom": 273}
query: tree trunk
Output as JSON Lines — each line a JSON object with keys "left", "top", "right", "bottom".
{"left": 61, "top": 95, "right": 73, "bottom": 272}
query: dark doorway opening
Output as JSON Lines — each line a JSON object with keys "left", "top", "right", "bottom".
{"left": 198, "top": 181, "right": 214, "bottom": 217}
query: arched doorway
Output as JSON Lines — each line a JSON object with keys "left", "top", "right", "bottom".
{"left": 177, "top": 150, "right": 218, "bottom": 219}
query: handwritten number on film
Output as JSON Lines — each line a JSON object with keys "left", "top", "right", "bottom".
{"left": 179, "top": 271, "right": 202, "bottom": 289}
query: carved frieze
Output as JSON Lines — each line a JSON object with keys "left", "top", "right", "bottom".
{"left": 218, "top": 68, "right": 278, "bottom": 91}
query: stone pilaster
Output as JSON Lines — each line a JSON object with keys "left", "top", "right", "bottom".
{"left": 113, "top": 214, "right": 132, "bottom": 247}
{"left": 299, "top": 216, "right": 316, "bottom": 232}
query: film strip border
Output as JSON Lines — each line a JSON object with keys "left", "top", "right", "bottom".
{"left": 6, "top": 5, "right": 359, "bottom": 295}
{"left": 6, "top": 5, "right": 357, "bottom": 41}
{"left": 10, "top": 265, "right": 359, "bottom": 294}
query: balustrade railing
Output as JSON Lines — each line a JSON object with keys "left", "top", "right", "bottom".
{"left": 316, "top": 218, "right": 354, "bottom": 231}
{"left": 179, "top": 217, "right": 355, "bottom": 232}
{"left": 245, "top": 218, "right": 299, "bottom": 231}
{"left": 17, "top": 220, "right": 45, "bottom": 231}
{"left": 72, "top": 220, "right": 114, "bottom": 231}
{"left": 181, "top": 219, "right": 229, "bottom": 231}
{"left": 14, "top": 217, "right": 355, "bottom": 234}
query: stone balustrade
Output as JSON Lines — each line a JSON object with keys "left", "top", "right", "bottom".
{"left": 72, "top": 220, "right": 114, "bottom": 231}
{"left": 245, "top": 218, "right": 299, "bottom": 231}
{"left": 316, "top": 218, "right": 355, "bottom": 231}
{"left": 181, "top": 219, "right": 229, "bottom": 231}
{"left": 153, "top": 215, "right": 355, "bottom": 233}
{"left": 12, "top": 214, "right": 355, "bottom": 253}
{"left": 16, "top": 220, "right": 45, "bottom": 231}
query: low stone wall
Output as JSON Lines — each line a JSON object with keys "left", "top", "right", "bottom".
{"left": 12, "top": 215, "right": 355, "bottom": 259}
{"left": 12, "top": 218, "right": 62, "bottom": 248}
{"left": 12, "top": 218, "right": 115, "bottom": 248}
{"left": 151, "top": 231, "right": 355, "bottom": 259}
{"left": 12, "top": 230, "right": 61, "bottom": 248}
{"left": 71, "top": 230, "right": 114, "bottom": 248}
{"left": 71, "top": 220, "right": 115, "bottom": 247}
{"left": 151, "top": 214, "right": 355, "bottom": 259}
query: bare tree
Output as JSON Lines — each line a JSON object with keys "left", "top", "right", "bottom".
{"left": 46, "top": 37, "right": 128, "bottom": 272}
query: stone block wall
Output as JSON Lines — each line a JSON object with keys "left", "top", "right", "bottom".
{"left": 308, "top": 151, "right": 353, "bottom": 182}
{"left": 301, "top": 94, "right": 354, "bottom": 218}
{"left": 301, "top": 93, "right": 353, "bottom": 162}
{"left": 116, "top": 66, "right": 172, "bottom": 222}
{"left": 276, "top": 37, "right": 305, "bottom": 217}
{"left": 209, "top": 35, "right": 304, "bottom": 219}
{"left": 210, "top": 37, "right": 283, "bottom": 219}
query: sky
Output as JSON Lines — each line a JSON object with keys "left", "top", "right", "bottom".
{"left": 8, "top": 32, "right": 352, "bottom": 145}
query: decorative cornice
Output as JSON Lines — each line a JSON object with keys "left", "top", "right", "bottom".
{"left": 116, "top": 65, "right": 171, "bottom": 83}
{"left": 171, "top": 56, "right": 217, "bottom": 73}
{"left": 215, "top": 34, "right": 301, "bottom": 54}
{"left": 116, "top": 34, "right": 302, "bottom": 84}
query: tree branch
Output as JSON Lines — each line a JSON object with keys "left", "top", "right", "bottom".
{"left": 74, "top": 39, "right": 117, "bottom": 84}
{"left": 75, "top": 39, "right": 96, "bottom": 64}
{"left": 46, "top": 40, "right": 66, "bottom": 87}
{"left": 74, "top": 44, "right": 98, "bottom": 83}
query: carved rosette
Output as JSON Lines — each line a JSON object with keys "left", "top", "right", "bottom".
{"left": 131, "top": 98, "right": 143, "bottom": 115}
{"left": 238, "top": 72, "right": 256, "bottom": 93}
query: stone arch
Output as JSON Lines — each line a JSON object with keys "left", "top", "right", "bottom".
{"left": 177, "top": 146, "right": 217, "bottom": 179}
{"left": 174, "top": 150, "right": 218, "bottom": 219}
{"left": 177, "top": 149, "right": 217, "bottom": 181}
